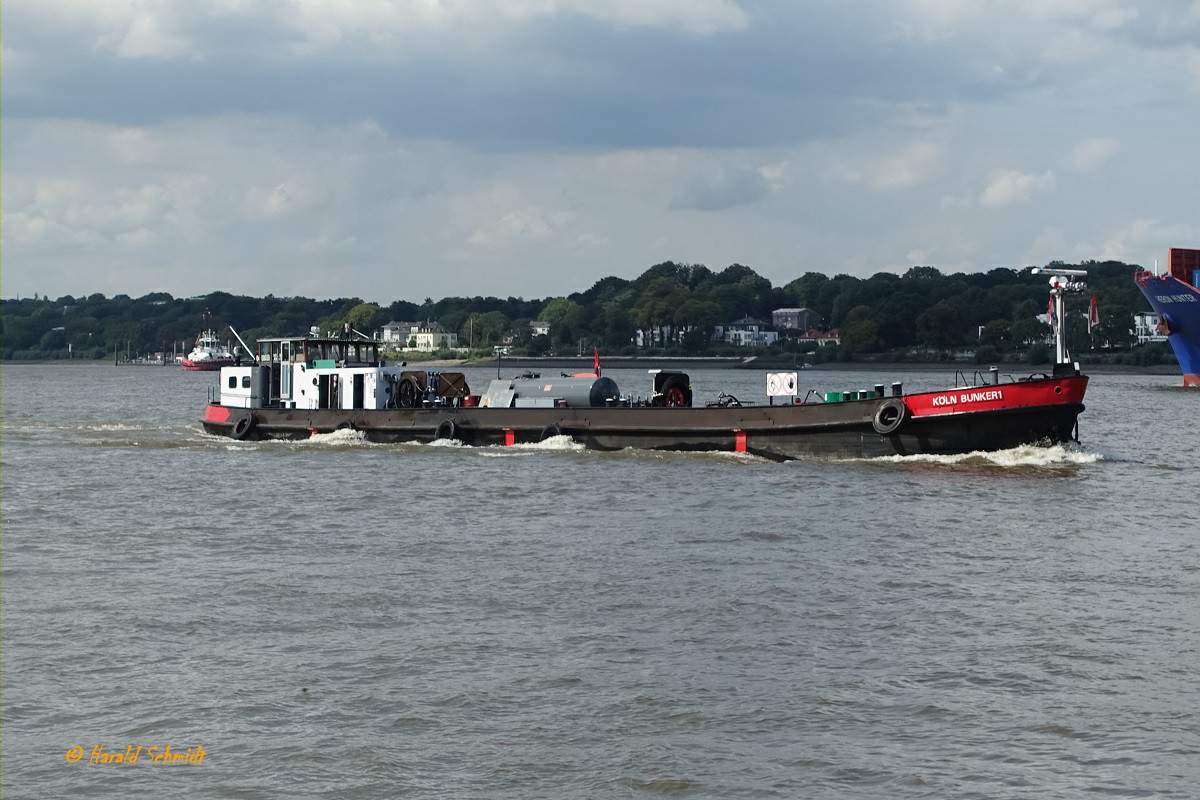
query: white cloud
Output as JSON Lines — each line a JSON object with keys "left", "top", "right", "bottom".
{"left": 757, "top": 161, "right": 791, "bottom": 193}
{"left": 38, "top": 0, "right": 200, "bottom": 58}
{"left": 978, "top": 170, "right": 1056, "bottom": 207}
{"left": 34, "top": 178, "right": 86, "bottom": 210}
{"left": 939, "top": 192, "right": 973, "bottom": 209}
{"left": 1096, "top": 219, "right": 1200, "bottom": 264}
{"left": 5, "top": 212, "right": 74, "bottom": 248}
{"left": 241, "top": 181, "right": 312, "bottom": 219}
{"left": 468, "top": 208, "right": 555, "bottom": 246}
{"left": 669, "top": 163, "right": 779, "bottom": 211}
{"left": 1064, "top": 138, "right": 1119, "bottom": 172}
{"left": 106, "top": 127, "right": 164, "bottom": 166}
{"left": 571, "top": 0, "right": 749, "bottom": 35}
{"left": 460, "top": 180, "right": 571, "bottom": 247}
{"left": 5, "top": 2, "right": 1200, "bottom": 301}
{"left": 871, "top": 142, "right": 944, "bottom": 191}
{"left": 284, "top": 0, "right": 752, "bottom": 43}
{"left": 115, "top": 226, "right": 162, "bottom": 247}
{"left": 1090, "top": 5, "right": 1139, "bottom": 32}
{"left": 574, "top": 232, "right": 608, "bottom": 249}
{"left": 104, "top": 7, "right": 192, "bottom": 58}
{"left": 301, "top": 234, "right": 363, "bottom": 253}
{"left": 823, "top": 141, "right": 944, "bottom": 192}
{"left": 1098, "top": 219, "right": 1160, "bottom": 262}
{"left": 32, "top": 0, "right": 747, "bottom": 62}
{"left": 1024, "top": 227, "right": 1070, "bottom": 266}
{"left": 110, "top": 183, "right": 176, "bottom": 229}
{"left": 1173, "top": 46, "right": 1200, "bottom": 91}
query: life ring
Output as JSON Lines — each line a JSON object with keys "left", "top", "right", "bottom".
{"left": 231, "top": 414, "right": 256, "bottom": 440}
{"left": 435, "top": 419, "right": 458, "bottom": 441}
{"left": 872, "top": 398, "right": 908, "bottom": 435}
{"left": 539, "top": 424, "right": 563, "bottom": 441}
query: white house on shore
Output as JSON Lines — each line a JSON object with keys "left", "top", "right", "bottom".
{"left": 1133, "top": 311, "right": 1168, "bottom": 344}
{"left": 772, "top": 307, "right": 824, "bottom": 331}
{"left": 714, "top": 317, "right": 778, "bottom": 347}
{"left": 795, "top": 328, "right": 841, "bottom": 347}
{"left": 380, "top": 320, "right": 459, "bottom": 351}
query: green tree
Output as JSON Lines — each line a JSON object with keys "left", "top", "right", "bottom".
{"left": 783, "top": 272, "right": 830, "bottom": 309}
{"left": 1010, "top": 316, "right": 1048, "bottom": 348}
{"left": 675, "top": 298, "right": 722, "bottom": 352}
{"left": 39, "top": 328, "right": 69, "bottom": 351}
{"left": 916, "top": 300, "right": 964, "bottom": 348}
{"left": 345, "top": 303, "right": 388, "bottom": 335}
{"left": 904, "top": 265, "right": 944, "bottom": 281}
{"left": 839, "top": 305, "right": 883, "bottom": 352}
{"left": 461, "top": 311, "right": 509, "bottom": 349}
{"left": 1026, "top": 343, "right": 1053, "bottom": 364}
{"left": 539, "top": 297, "right": 583, "bottom": 328}
{"left": 974, "top": 345, "right": 1001, "bottom": 365}
{"left": 596, "top": 304, "right": 635, "bottom": 349}
{"left": 978, "top": 319, "right": 1012, "bottom": 350}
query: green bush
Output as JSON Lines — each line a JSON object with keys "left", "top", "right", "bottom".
{"left": 1025, "top": 343, "right": 1052, "bottom": 365}
{"left": 974, "top": 345, "right": 1001, "bottom": 365}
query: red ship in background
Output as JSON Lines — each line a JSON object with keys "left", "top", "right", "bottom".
{"left": 1134, "top": 248, "right": 1200, "bottom": 387}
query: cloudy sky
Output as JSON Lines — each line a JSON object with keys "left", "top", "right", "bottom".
{"left": 5, "top": 0, "right": 1200, "bottom": 303}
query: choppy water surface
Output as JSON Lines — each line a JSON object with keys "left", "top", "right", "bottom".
{"left": 4, "top": 363, "right": 1198, "bottom": 799}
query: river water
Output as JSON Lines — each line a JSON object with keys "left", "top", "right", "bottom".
{"left": 3, "top": 363, "right": 1198, "bottom": 799}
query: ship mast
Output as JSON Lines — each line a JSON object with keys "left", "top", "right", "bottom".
{"left": 1031, "top": 266, "right": 1087, "bottom": 371}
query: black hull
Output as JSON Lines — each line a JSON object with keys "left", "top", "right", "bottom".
{"left": 202, "top": 398, "right": 1085, "bottom": 460}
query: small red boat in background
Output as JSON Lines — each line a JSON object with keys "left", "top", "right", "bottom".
{"left": 182, "top": 327, "right": 237, "bottom": 371}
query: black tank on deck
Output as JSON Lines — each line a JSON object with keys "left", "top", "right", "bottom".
{"left": 483, "top": 376, "right": 621, "bottom": 408}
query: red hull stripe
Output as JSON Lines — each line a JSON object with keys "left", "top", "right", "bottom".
{"left": 905, "top": 377, "right": 1087, "bottom": 418}
{"left": 734, "top": 430, "right": 747, "bottom": 453}
{"left": 204, "top": 405, "right": 232, "bottom": 423}
{"left": 182, "top": 359, "right": 235, "bottom": 371}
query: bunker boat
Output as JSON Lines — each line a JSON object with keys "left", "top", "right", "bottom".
{"left": 200, "top": 270, "right": 1090, "bottom": 459}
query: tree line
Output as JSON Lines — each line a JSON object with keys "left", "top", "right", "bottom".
{"left": 0, "top": 259, "right": 1172, "bottom": 365}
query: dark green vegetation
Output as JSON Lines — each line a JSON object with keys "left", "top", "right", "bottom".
{"left": 0, "top": 260, "right": 1175, "bottom": 366}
